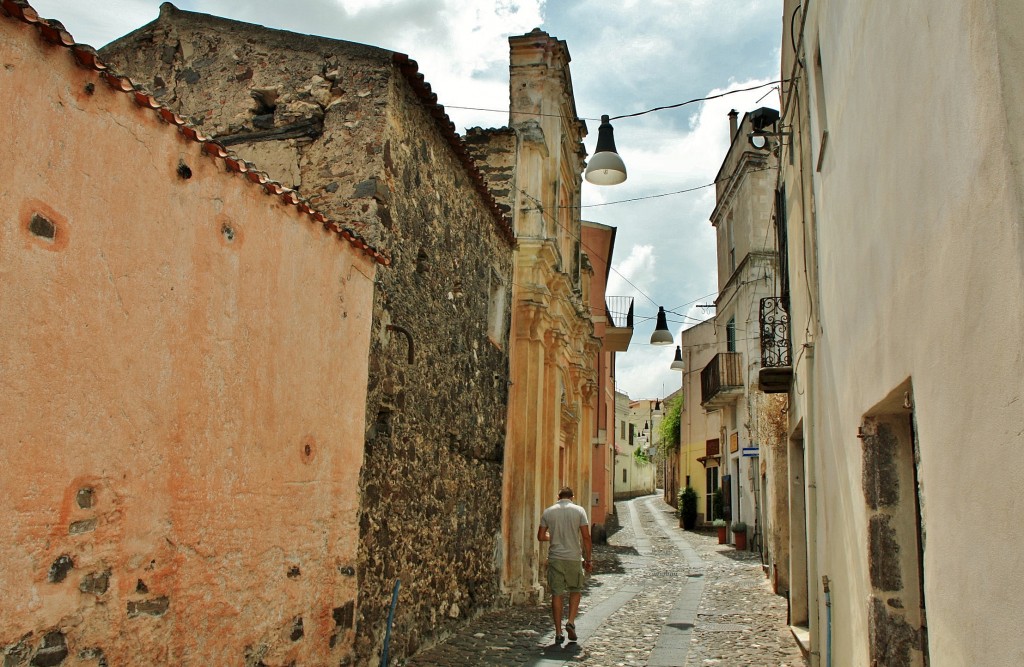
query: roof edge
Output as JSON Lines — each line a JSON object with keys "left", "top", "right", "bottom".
{"left": 1, "top": 0, "right": 389, "bottom": 264}
{"left": 392, "top": 52, "right": 516, "bottom": 247}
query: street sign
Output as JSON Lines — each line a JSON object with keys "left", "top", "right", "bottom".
{"left": 742, "top": 447, "right": 759, "bottom": 457}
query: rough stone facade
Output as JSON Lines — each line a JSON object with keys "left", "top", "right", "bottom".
{"left": 1, "top": 7, "right": 379, "bottom": 666}
{"left": 97, "top": 4, "right": 515, "bottom": 665}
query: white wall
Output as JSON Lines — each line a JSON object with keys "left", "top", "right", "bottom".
{"left": 783, "top": 1, "right": 1024, "bottom": 663}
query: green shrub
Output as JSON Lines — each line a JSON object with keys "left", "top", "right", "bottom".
{"left": 731, "top": 521, "right": 747, "bottom": 533}
{"left": 657, "top": 396, "right": 682, "bottom": 455}
{"left": 712, "top": 487, "right": 724, "bottom": 521}
{"left": 678, "top": 486, "right": 698, "bottom": 530}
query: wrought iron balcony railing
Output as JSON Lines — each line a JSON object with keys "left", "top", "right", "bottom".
{"left": 604, "top": 296, "right": 634, "bottom": 352}
{"left": 758, "top": 296, "right": 793, "bottom": 393}
{"left": 605, "top": 296, "right": 634, "bottom": 328}
{"left": 700, "top": 352, "right": 744, "bottom": 408}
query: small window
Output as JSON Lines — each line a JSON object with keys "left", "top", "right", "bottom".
{"left": 727, "top": 213, "right": 736, "bottom": 274}
{"left": 727, "top": 318, "right": 736, "bottom": 352}
{"left": 620, "top": 420, "right": 626, "bottom": 440}
{"left": 813, "top": 42, "right": 829, "bottom": 170}
{"left": 622, "top": 469, "right": 627, "bottom": 484}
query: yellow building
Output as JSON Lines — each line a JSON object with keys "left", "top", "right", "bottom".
{"left": 671, "top": 320, "right": 722, "bottom": 524}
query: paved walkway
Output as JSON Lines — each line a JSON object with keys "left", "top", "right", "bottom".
{"left": 404, "top": 494, "right": 806, "bottom": 666}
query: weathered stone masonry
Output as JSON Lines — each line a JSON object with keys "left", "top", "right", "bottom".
{"left": 101, "top": 5, "right": 514, "bottom": 665}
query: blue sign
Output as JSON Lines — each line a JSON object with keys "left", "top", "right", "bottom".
{"left": 742, "top": 447, "right": 759, "bottom": 457}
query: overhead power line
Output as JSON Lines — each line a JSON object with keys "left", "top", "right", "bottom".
{"left": 446, "top": 80, "right": 785, "bottom": 123}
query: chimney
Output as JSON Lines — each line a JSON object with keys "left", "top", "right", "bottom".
{"left": 728, "top": 109, "right": 739, "bottom": 141}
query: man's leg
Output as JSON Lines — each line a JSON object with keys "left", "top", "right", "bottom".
{"left": 551, "top": 594, "right": 564, "bottom": 637}
{"left": 567, "top": 591, "right": 582, "bottom": 626}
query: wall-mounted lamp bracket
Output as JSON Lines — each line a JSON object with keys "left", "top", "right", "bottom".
{"left": 386, "top": 324, "right": 415, "bottom": 365}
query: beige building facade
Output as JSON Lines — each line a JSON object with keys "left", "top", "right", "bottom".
{"left": 774, "top": 1, "right": 1024, "bottom": 664}
{"left": 705, "top": 109, "right": 780, "bottom": 549}
{"left": 467, "top": 30, "right": 601, "bottom": 604}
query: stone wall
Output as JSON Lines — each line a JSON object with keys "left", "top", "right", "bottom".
{"left": 101, "top": 6, "right": 514, "bottom": 664}
{"left": 464, "top": 127, "right": 517, "bottom": 216}
{"left": 1, "top": 11, "right": 378, "bottom": 665}
{"left": 100, "top": 4, "right": 395, "bottom": 246}
{"left": 353, "top": 53, "right": 513, "bottom": 665}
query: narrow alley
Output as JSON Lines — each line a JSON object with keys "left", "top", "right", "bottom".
{"left": 405, "top": 494, "right": 806, "bottom": 666}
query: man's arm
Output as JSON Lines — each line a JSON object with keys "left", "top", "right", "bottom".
{"left": 537, "top": 524, "right": 549, "bottom": 542}
{"left": 580, "top": 524, "right": 592, "bottom": 572}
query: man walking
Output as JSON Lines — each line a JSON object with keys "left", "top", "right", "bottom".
{"left": 537, "top": 486, "right": 593, "bottom": 644}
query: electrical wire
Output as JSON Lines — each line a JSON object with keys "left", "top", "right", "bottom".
{"left": 607, "top": 81, "right": 786, "bottom": 121}
{"left": 564, "top": 166, "right": 776, "bottom": 210}
{"left": 444, "top": 81, "right": 786, "bottom": 124}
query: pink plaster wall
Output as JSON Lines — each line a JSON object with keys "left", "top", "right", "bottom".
{"left": 1, "top": 18, "right": 376, "bottom": 665}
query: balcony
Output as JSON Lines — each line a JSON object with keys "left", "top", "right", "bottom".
{"left": 700, "top": 352, "right": 744, "bottom": 408}
{"left": 758, "top": 296, "right": 793, "bottom": 393}
{"left": 604, "top": 296, "right": 634, "bottom": 352}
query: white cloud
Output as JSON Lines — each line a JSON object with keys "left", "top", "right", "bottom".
{"left": 606, "top": 244, "right": 655, "bottom": 299}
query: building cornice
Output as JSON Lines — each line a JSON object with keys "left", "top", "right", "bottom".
{"left": 710, "top": 151, "right": 771, "bottom": 226}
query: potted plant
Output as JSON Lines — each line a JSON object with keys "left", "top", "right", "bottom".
{"left": 731, "top": 521, "right": 748, "bottom": 550}
{"left": 678, "top": 487, "right": 698, "bottom": 530}
{"left": 713, "top": 519, "right": 728, "bottom": 544}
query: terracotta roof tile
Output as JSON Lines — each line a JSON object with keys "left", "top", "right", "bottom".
{"left": 1, "top": 0, "right": 390, "bottom": 266}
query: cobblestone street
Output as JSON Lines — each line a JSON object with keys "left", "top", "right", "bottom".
{"left": 404, "top": 494, "right": 806, "bottom": 666}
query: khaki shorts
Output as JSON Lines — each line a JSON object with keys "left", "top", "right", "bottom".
{"left": 547, "top": 558, "right": 585, "bottom": 595}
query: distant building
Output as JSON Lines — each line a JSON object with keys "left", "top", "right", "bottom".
{"left": 670, "top": 319, "right": 722, "bottom": 524}
{"left": 613, "top": 396, "right": 658, "bottom": 499}
{"left": 706, "top": 107, "right": 780, "bottom": 548}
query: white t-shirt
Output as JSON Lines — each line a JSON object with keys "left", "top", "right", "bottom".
{"left": 541, "top": 499, "right": 589, "bottom": 561}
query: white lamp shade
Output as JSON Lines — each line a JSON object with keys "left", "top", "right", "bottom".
{"left": 650, "top": 328, "right": 674, "bottom": 345}
{"left": 650, "top": 306, "right": 673, "bottom": 345}
{"left": 585, "top": 151, "right": 627, "bottom": 185}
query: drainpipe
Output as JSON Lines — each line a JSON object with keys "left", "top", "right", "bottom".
{"left": 805, "top": 342, "right": 820, "bottom": 666}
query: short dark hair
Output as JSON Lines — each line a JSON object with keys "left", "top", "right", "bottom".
{"left": 558, "top": 486, "right": 574, "bottom": 499}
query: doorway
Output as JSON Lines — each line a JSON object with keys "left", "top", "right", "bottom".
{"left": 705, "top": 465, "right": 719, "bottom": 520}
{"left": 862, "top": 385, "right": 929, "bottom": 666}
{"left": 789, "top": 430, "right": 809, "bottom": 629}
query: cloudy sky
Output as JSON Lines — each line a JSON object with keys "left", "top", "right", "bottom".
{"left": 32, "top": 0, "right": 782, "bottom": 401}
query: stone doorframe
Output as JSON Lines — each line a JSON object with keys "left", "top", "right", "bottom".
{"left": 861, "top": 380, "right": 929, "bottom": 667}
